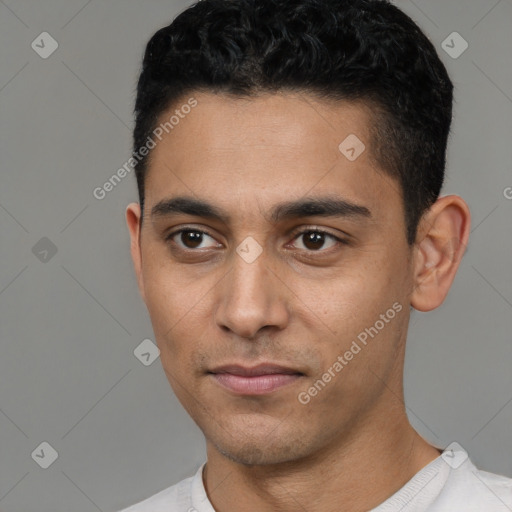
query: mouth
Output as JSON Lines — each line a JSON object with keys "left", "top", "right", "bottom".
{"left": 208, "top": 363, "right": 305, "bottom": 395}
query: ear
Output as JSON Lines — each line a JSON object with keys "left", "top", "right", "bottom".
{"left": 125, "top": 202, "right": 146, "bottom": 304}
{"left": 410, "top": 195, "right": 471, "bottom": 312}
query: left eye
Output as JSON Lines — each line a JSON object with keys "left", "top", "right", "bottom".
{"left": 290, "top": 230, "right": 344, "bottom": 251}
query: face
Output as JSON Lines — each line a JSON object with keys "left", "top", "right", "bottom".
{"left": 126, "top": 92, "right": 418, "bottom": 466}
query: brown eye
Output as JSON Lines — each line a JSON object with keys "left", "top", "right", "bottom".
{"left": 166, "top": 229, "right": 220, "bottom": 250}
{"left": 302, "top": 231, "right": 328, "bottom": 250}
{"left": 292, "top": 230, "right": 341, "bottom": 251}
{"left": 180, "top": 230, "right": 204, "bottom": 249}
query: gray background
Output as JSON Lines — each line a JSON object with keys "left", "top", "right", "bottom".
{"left": 0, "top": 0, "right": 511, "bottom": 511}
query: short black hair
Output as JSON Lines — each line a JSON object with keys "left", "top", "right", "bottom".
{"left": 133, "top": 0, "right": 453, "bottom": 245}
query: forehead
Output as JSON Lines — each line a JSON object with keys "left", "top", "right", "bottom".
{"left": 143, "top": 92, "right": 402, "bottom": 227}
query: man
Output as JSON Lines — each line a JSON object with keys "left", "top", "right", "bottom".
{"left": 122, "top": 0, "right": 512, "bottom": 510}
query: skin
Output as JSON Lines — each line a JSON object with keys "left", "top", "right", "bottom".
{"left": 126, "top": 91, "right": 470, "bottom": 512}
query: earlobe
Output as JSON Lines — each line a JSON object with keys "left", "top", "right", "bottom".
{"left": 410, "top": 195, "right": 470, "bottom": 312}
{"left": 125, "top": 202, "right": 146, "bottom": 304}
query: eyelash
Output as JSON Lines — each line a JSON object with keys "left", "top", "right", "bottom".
{"left": 165, "top": 226, "right": 349, "bottom": 253}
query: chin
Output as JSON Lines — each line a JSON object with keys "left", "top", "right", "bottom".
{"left": 208, "top": 426, "right": 313, "bottom": 466}
{"left": 216, "top": 443, "right": 301, "bottom": 466}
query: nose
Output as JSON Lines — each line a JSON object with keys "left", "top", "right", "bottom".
{"left": 214, "top": 247, "right": 290, "bottom": 340}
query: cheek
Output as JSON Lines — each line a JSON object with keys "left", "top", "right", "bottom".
{"left": 142, "top": 263, "right": 219, "bottom": 376}
{"left": 141, "top": 265, "right": 190, "bottom": 355}
{"left": 142, "top": 245, "right": 197, "bottom": 322}
{"left": 301, "top": 259, "right": 404, "bottom": 357}
{"left": 299, "top": 260, "right": 388, "bottom": 323}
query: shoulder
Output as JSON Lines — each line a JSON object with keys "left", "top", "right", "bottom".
{"left": 117, "top": 466, "right": 201, "bottom": 512}
{"left": 433, "top": 458, "right": 512, "bottom": 511}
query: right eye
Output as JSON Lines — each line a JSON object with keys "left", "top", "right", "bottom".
{"left": 165, "top": 228, "right": 222, "bottom": 251}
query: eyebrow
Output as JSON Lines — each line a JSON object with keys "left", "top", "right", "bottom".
{"left": 150, "top": 195, "right": 372, "bottom": 224}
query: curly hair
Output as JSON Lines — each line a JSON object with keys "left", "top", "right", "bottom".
{"left": 133, "top": 0, "right": 453, "bottom": 245}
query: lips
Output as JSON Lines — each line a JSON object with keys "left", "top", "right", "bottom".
{"left": 210, "top": 363, "right": 303, "bottom": 377}
{"left": 208, "top": 363, "right": 304, "bottom": 395}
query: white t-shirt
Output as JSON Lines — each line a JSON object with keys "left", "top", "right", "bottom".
{"left": 118, "top": 450, "right": 512, "bottom": 511}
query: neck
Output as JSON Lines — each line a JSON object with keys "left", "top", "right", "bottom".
{"left": 203, "top": 397, "right": 442, "bottom": 512}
